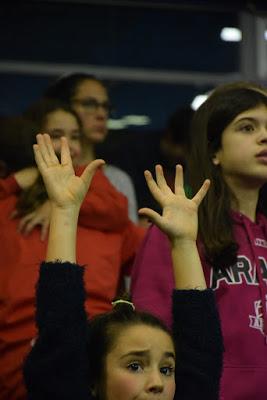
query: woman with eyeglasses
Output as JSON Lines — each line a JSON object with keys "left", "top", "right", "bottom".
{"left": 44, "top": 73, "right": 138, "bottom": 224}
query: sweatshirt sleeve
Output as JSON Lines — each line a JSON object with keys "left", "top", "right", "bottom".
{"left": 76, "top": 167, "right": 129, "bottom": 232}
{"left": 131, "top": 224, "right": 175, "bottom": 329}
{"left": 120, "top": 221, "right": 146, "bottom": 276}
{"left": 172, "top": 289, "right": 223, "bottom": 400}
{"left": 23, "top": 262, "right": 90, "bottom": 400}
{"left": 0, "top": 175, "right": 20, "bottom": 199}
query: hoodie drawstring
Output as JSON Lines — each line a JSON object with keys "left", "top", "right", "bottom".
{"left": 243, "top": 216, "right": 267, "bottom": 344}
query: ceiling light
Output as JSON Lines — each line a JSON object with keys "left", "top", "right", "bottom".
{"left": 220, "top": 27, "right": 242, "bottom": 42}
{"left": 191, "top": 94, "right": 209, "bottom": 110}
{"left": 108, "top": 115, "right": 151, "bottom": 129}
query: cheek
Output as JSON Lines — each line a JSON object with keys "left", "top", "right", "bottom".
{"left": 165, "top": 379, "right": 176, "bottom": 400}
{"left": 106, "top": 373, "right": 143, "bottom": 400}
{"left": 73, "top": 141, "right": 82, "bottom": 155}
{"left": 79, "top": 113, "right": 93, "bottom": 129}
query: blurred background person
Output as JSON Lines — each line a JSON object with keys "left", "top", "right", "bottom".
{"left": 0, "top": 99, "right": 144, "bottom": 400}
{"left": 44, "top": 73, "right": 138, "bottom": 223}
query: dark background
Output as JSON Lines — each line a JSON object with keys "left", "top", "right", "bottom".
{"left": 0, "top": 0, "right": 266, "bottom": 207}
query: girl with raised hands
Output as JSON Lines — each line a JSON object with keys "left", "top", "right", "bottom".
{"left": 23, "top": 134, "right": 222, "bottom": 400}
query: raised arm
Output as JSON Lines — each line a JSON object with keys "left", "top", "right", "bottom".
{"left": 140, "top": 165, "right": 222, "bottom": 400}
{"left": 33, "top": 133, "right": 104, "bottom": 262}
{"left": 23, "top": 134, "right": 104, "bottom": 400}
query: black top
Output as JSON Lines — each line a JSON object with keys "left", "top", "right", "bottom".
{"left": 24, "top": 262, "right": 223, "bottom": 400}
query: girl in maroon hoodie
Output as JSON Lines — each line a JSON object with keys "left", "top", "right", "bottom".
{"left": 131, "top": 82, "right": 267, "bottom": 399}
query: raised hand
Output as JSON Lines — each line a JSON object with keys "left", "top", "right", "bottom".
{"left": 139, "top": 164, "right": 210, "bottom": 243}
{"left": 33, "top": 134, "right": 105, "bottom": 210}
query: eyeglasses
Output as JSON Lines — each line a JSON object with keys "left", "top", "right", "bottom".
{"left": 72, "top": 97, "right": 113, "bottom": 114}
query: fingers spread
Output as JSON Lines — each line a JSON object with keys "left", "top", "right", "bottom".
{"left": 138, "top": 207, "right": 161, "bottom": 226}
{"left": 33, "top": 144, "right": 46, "bottom": 174}
{"left": 144, "top": 170, "right": 166, "bottom": 205}
{"left": 40, "top": 220, "right": 49, "bottom": 241}
{"left": 81, "top": 159, "right": 105, "bottom": 188}
{"left": 193, "top": 179, "right": 210, "bottom": 206}
{"left": 18, "top": 212, "right": 35, "bottom": 233}
{"left": 35, "top": 134, "right": 59, "bottom": 169}
{"left": 174, "top": 164, "right": 184, "bottom": 193}
{"left": 60, "top": 136, "right": 72, "bottom": 166}
{"left": 155, "top": 165, "right": 171, "bottom": 193}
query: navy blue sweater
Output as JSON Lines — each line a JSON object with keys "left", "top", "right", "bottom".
{"left": 24, "top": 262, "right": 223, "bottom": 399}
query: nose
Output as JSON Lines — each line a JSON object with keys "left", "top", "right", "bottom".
{"left": 145, "top": 370, "right": 164, "bottom": 393}
{"left": 95, "top": 104, "right": 108, "bottom": 120}
{"left": 258, "top": 127, "right": 267, "bottom": 144}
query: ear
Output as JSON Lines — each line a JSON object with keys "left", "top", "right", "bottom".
{"left": 212, "top": 152, "right": 220, "bottom": 166}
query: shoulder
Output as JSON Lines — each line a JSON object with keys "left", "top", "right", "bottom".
{"left": 104, "top": 164, "right": 133, "bottom": 183}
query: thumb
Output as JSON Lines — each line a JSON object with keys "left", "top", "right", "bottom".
{"left": 81, "top": 159, "right": 105, "bottom": 189}
{"left": 138, "top": 207, "right": 163, "bottom": 227}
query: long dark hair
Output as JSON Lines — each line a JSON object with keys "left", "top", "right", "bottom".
{"left": 86, "top": 300, "right": 172, "bottom": 399}
{"left": 44, "top": 73, "right": 107, "bottom": 103}
{"left": 189, "top": 82, "right": 267, "bottom": 269}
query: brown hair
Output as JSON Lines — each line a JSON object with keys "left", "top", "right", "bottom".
{"left": 86, "top": 299, "right": 172, "bottom": 399}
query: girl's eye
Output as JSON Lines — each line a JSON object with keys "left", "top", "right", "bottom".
{"left": 49, "top": 132, "right": 62, "bottom": 139}
{"left": 160, "top": 366, "right": 175, "bottom": 376}
{"left": 239, "top": 124, "right": 254, "bottom": 133}
{"left": 71, "top": 134, "right": 80, "bottom": 141}
{"left": 127, "top": 362, "right": 143, "bottom": 373}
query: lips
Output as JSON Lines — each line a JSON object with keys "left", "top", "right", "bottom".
{"left": 94, "top": 126, "right": 106, "bottom": 133}
{"left": 256, "top": 150, "right": 267, "bottom": 165}
{"left": 256, "top": 150, "right": 267, "bottom": 157}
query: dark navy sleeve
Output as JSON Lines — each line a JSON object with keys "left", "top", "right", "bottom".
{"left": 172, "top": 289, "right": 223, "bottom": 400}
{"left": 23, "top": 261, "right": 91, "bottom": 400}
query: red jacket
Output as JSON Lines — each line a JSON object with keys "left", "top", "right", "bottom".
{"left": 0, "top": 167, "right": 145, "bottom": 400}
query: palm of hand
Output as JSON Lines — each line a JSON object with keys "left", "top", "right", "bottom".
{"left": 33, "top": 134, "right": 104, "bottom": 211}
{"left": 140, "top": 165, "right": 210, "bottom": 242}
{"left": 42, "top": 164, "right": 87, "bottom": 209}
{"left": 160, "top": 189, "right": 199, "bottom": 241}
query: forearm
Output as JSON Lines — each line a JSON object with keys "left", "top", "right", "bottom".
{"left": 170, "top": 239, "right": 206, "bottom": 290}
{"left": 46, "top": 205, "right": 79, "bottom": 263}
{"left": 173, "top": 289, "right": 223, "bottom": 400}
{"left": 24, "top": 262, "right": 89, "bottom": 400}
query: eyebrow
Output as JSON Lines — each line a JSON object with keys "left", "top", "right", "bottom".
{"left": 234, "top": 117, "right": 257, "bottom": 124}
{"left": 120, "top": 350, "right": 175, "bottom": 360}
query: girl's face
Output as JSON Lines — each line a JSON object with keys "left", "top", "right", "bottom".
{"left": 104, "top": 324, "right": 175, "bottom": 400}
{"left": 43, "top": 109, "right": 81, "bottom": 165}
{"left": 213, "top": 104, "right": 267, "bottom": 188}
{"left": 71, "top": 79, "right": 109, "bottom": 144}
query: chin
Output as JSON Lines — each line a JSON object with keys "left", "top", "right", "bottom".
{"left": 89, "top": 132, "right": 108, "bottom": 143}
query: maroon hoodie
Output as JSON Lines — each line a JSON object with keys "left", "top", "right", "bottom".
{"left": 131, "top": 211, "right": 267, "bottom": 400}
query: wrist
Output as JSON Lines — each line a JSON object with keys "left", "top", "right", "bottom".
{"left": 47, "top": 205, "right": 79, "bottom": 263}
{"left": 50, "top": 204, "right": 80, "bottom": 223}
{"left": 170, "top": 237, "right": 197, "bottom": 250}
